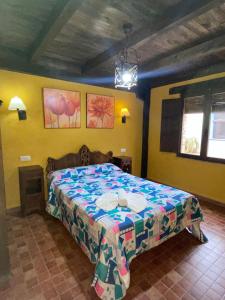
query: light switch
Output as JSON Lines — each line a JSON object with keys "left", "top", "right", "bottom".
{"left": 20, "top": 155, "right": 31, "bottom": 162}
{"left": 120, "top": 148, "right": 126, "bottom": 153}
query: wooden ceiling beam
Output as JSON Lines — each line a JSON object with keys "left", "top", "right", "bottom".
{"left": 141, "top": 29, "right": 225, "bottom": 72}
{"left": 82, "top": 0, "right": 224, "bottom": 73}
{"left": 0, "top": 46, "right": 81, "bottom": 81}
{"left": 30, "top": 0, "right": 83, "bottom": 63}
{"left": 140, "top": 30, "right": 225, "bottom": 76}
{"left": 149, "top": 61, "right": 225, "bottom": 88}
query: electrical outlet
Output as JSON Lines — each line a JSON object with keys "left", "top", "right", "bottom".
{"left": 120, "top": 148, "right": 126, "bottom": 153}
{"left": 20, "top": 155, "right": 31, "bottom": 162}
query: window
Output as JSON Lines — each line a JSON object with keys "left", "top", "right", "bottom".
{"left": 179, "top": 91, "right": 225, "bottom": 163}
{"left": 180, "top": 96, "right": 204, "bottom": 156}
{"left": 207, "top": 92, "right": 225, "bottom": 160}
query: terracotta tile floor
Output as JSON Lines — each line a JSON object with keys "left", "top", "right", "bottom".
{"left": 1, "top": 202, "right": 225, "bottom": 300}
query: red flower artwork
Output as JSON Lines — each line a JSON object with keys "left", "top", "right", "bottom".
{"left": 43, "top": 88, "right": 81, "bottom": 128}
{"left": 87, "top": 94, "right": 114, "bottom": 128}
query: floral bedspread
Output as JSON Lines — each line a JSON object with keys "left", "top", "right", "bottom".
{"left": 46, "top": 163, "right": 207, "bottom": 300}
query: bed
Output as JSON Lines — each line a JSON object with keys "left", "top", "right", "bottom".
{"left": 46, "top": 145, "right": 207, "bottom": 300}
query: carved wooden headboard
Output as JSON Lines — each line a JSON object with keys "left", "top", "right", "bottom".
{"left": 46, "top": 145, "right": 113, "bottom": 174}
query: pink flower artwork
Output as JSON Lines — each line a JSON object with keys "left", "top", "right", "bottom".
{"left": 87, "top": 94, "right": 114, "bottom": 129}
{"left": 43, "top": 88, "right": 81, "bottom": 128}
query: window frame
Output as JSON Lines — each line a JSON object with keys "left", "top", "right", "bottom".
{"left": 177, "top": 87, "right": 225, "bottom": 165}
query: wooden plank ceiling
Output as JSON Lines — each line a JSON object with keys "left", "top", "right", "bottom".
{"left": 1, "top": 0, "right": 225, "bottom": 87}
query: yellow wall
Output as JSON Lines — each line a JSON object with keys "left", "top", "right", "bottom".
{"left": 148, "top": 71, "right": 225, "bottom": 204}
{"left": 0, "top": 70, "right": 143, "bottom": 209}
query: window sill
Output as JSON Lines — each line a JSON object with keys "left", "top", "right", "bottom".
{"left": 208, "top": 138, "right": 225, "bottom": 141}
{"left": 177, "top": 153, "right": 225, "bottom": 164}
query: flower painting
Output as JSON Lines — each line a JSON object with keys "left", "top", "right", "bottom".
{"left": 87, "top": 94, "right": 114, "bottom": 129}
{"left": 43, "top": 88, "right": 80, "bottom": 128}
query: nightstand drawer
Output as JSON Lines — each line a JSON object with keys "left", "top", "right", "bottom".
{"left": 23, "top": 193, "right": 42, "bottom": 210}
{"left": 18, "top": 165, "right": 45, "bottom": 216}
{"left": 121, "top": 162, "right": 131, "bottom": 173}
{"left": 113, "top": 156, "right": 132, "bottom": 174}
{"left": 25, "top": 177, "right": 42, "bottom": 194}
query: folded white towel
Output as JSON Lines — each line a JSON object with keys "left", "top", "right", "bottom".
{"left": 96, "top": 192, "right": 118, "bottom": 211}
{"left": 118, "top": 189, "right": 147, "bottom": 213}
{"left": 96, "top": 190, "right": 148, "bottom": 213}
{"left": 125, "top": 193, "right": 148, "bottom": 213}
{"left": 118, "top": 189, "right": 128, "bottom": 207}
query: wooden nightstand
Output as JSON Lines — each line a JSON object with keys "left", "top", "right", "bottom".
{"left": 113, "top": 156, "right": 132, "bottom": 174}
{"left": 18, "top": 165, "right": 45, "bottom": 216}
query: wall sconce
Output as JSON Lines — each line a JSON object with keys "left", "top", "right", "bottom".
{"left": 121, "top": 108, "right": 130, "bottom": 124}
{"left": 8, "top": 96, "right": 27, "bottom": 120}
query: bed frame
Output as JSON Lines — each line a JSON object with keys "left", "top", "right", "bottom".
{"left": 46, "top": 145, "right": 113, "bottom": 174}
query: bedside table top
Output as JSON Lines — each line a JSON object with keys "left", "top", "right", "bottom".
{"left": 19, "top": 165, "right": 43, "bottom": 172}
{"left": 114, "top": 156, "right": 131, "bottom": 160}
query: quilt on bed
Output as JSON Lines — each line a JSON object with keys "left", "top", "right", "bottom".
{"left": 46, "top": 163, "right": 207, "bottom": 300}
